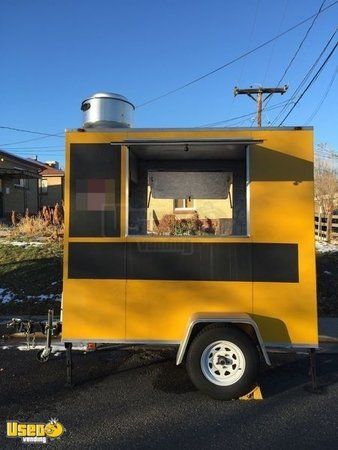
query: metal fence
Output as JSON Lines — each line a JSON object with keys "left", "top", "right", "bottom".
{"left": 315, "top": 213, "right": 338, "bottom": 242}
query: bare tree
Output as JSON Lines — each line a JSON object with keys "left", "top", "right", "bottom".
{"left": 314, "top": 143, "right": 338, "bottom": 241}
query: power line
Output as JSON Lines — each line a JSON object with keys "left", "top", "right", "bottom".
{"left": 262, "top": 0, "right": 289, "bottom": 84}
{"left": 279, "top": 41, "right": 338, "bottom": 125}
{"left": 305, "top": 67, "right": 337, "bottom": 123}
{"left": 199, "top": 99, "right": 292, "bottom": 127}
{"left": 5, "top": 149, "right": 64, "bottom": 154}
{"left": 277, "top": 36, "right": 337, "bottom": 124}
{"left": 0, "top": 125, "right": 64, "bottom": 138}
{"left": 0, "top": 133, "right": 64, "bottom": 147}
{"left": 227, "top": 0, "right": 261, "bottom": 117}
{"left": 271, "top": 28, "right": 337, "bottom": 124}
{"left": 2, "top": 145, "right": 64, "bottom": 150}
{"left": 135, "top": 1, "right": 338, "bottom": 109}
{"left": 276, "top": 0, "right": 326, "bottom": 86}
{"left": 0, "top": 126, "right": 64, "bottom": 146}
{"left": 264, "top": 0, "right": 326, "bottom": 111}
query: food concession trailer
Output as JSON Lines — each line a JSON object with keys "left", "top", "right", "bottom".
{"left": 58, "top": 93, "right": 317, "bottom": 400}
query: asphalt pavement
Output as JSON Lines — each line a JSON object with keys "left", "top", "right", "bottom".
{"left": 0, "top": 345, "right": 337, "bottom": 449}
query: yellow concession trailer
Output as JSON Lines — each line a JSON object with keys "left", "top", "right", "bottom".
{"left": 61, "top": 124, "right": 317, "bottom": 399}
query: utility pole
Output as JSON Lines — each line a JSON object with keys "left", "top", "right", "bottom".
{"left": 234, "top": 85, "right": 288, "bottom": 127}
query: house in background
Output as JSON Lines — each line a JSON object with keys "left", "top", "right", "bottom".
{"left": 0, "top": 151, "right": 64, "bottom": 221}
{"left": 0, "top": 149, "right": 41, "bottom": 219}
{"left": 28, "top": 159, "right": 64, "bottom": 208}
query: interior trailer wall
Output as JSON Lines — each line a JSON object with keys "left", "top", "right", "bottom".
{"left": 147, "top": 193, "right": 233, "bottom": 235}
{"left": 128, "top": 157, "right": 247, "bottom": 236}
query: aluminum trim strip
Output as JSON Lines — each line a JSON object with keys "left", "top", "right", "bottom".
{"left": 176, "top": 315, "right": 271, "bottom": 366}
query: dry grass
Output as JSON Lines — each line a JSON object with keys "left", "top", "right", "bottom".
{"left": 10, "top": 215, "right": 63, "bottom": 240}
{"left": 0, "top": 240, "right": 62, "bottom": 315}
{"left": 9, "top": 204, "right": 64, "bottom": 240}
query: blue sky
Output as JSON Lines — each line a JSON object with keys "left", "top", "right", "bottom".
{"left": 0, "top": 0, "right": 337, "bottom": 166}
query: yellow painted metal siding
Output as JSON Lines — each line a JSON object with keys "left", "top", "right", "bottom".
{"left": 249, "top": 131, "right": 317, "bottom": 345}
{"left": 62, "top": 128, "right": 317, "bottom": 347}
{"left": 126, "top": 281, "right": 252, "bottom": 340}
{"left": 62, "top": 279, "right": 126, "bottom": 340}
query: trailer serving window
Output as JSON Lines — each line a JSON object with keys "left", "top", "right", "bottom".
{"left": 127, "top": 140, "right": 251, "bottom": 237}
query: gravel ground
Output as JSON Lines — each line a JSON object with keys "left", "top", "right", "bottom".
{"left": 0, "top": 346, "right": 337, "bottom": 449}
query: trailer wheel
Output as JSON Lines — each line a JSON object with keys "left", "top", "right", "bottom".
{"left": 186, "top": 325, "right": 259, "bottom": 400}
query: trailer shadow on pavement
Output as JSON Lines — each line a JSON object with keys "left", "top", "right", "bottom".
{"left": 0, "top": 346, "right": 337, "bottom": 448}
{"left": 0, "top": 346, "right": 337, "bottom": 408}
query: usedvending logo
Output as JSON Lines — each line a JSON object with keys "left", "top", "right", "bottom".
{"left": 6, "top": 418, "right": 65, "bottom": 444}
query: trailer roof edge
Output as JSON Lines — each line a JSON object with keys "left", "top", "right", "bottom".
{"left": 65, "top": 126, "right": 313, "bottom": 133}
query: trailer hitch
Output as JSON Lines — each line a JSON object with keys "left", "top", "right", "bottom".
{"left": 6, "top": 317, "right": 44, "bottom": 349}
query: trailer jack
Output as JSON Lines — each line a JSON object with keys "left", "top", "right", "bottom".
{"left": 65, "top": 342, "right": 73, "bottom": 387}
{"left": 306, "top": 348, "right": 321, "bottom": 394}
{"left": 36, "top": 309, "right": 54, "bottom": 363}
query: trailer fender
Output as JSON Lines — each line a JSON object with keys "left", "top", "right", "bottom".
{"left": 176, "top": 313, "right": 271, "bottom": 366}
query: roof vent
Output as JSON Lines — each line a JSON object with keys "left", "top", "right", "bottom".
{"left": 81, "top": 92, "right": 135, "bottom": 129}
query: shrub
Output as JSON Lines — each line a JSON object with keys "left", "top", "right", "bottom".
{"left": 9, "top": 204, "right": 64, "bottom": 240}
{"left": 157, "top": 213, "right": 214, "bottom": 236}
{"left": 157, "top": 214, "right": 177, "bottom": 235}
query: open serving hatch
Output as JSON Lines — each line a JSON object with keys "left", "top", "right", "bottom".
{"left": 118, "top": 138, "right": 263, "bottom": 237}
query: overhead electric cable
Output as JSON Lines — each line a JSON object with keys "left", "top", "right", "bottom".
{"left": 227, "top": 0, "right": 261, "bottom": 117}
{"left": 0, "top": 126, "right": 63, "bottom": 138}
{"left": 199, "top": 99, "right": 292, "bottom": 127}
{"left": 0, "top": 133, "right": 64, "bottom": 147}
{"left": 264, "top": 0, "right": 326, "bottom": 112}
{"left": 276, "top": 0, "right": 326, "bottom": 86}
{"left": 278, "top": 41, "right": 337, "bottom": 125}
{"left": 262, "top": 0, "right": 289, "bottom": 84}
{"left": 2, "top": 145, "right": 64, "bottom": 150}
{"left": 3, "top": 149, "right": 64, "bottom": 154}
{"left": 136, "top": 1, "right": 338, "bottom": 108}
{"left": 305, "top": 67, "right": 337, "bottom": 123}
{"left": 271, "top": 28, "right": 337, "bottom": 124}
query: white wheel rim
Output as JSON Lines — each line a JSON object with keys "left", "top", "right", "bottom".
{"left": 200, "top": 340, "right": 246, "bottom": 386}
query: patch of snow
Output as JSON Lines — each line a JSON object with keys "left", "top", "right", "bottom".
{"left": 1, "top": 342, "right": 87, "bottom": 352}
{"left": 34, "top": 294, "right": 61, "bottom": 301}
{"left": 17, "top": 345, "right": 45, "bottom": 351}
{"left": 0, "top": 240, "right": 44, "bottom": 247}
{"left": 0, "top": 288, "right": 15, "bottom": 303}
{"left": 16, "top": 344, "right": 86, "bottom": 352}
{"left": 0, "top": 288, "right": 61, "bottom": 304}
{"left": 316, "top": 242, "right": 338, "bottom": 253}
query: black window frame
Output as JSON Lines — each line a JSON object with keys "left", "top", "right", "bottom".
{"left": 69, "top": 144, "right": 121, "bottom": 237}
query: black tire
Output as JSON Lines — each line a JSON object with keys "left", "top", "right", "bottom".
{"left": 186, "top": 325, "right": 259, "bottom": 400}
